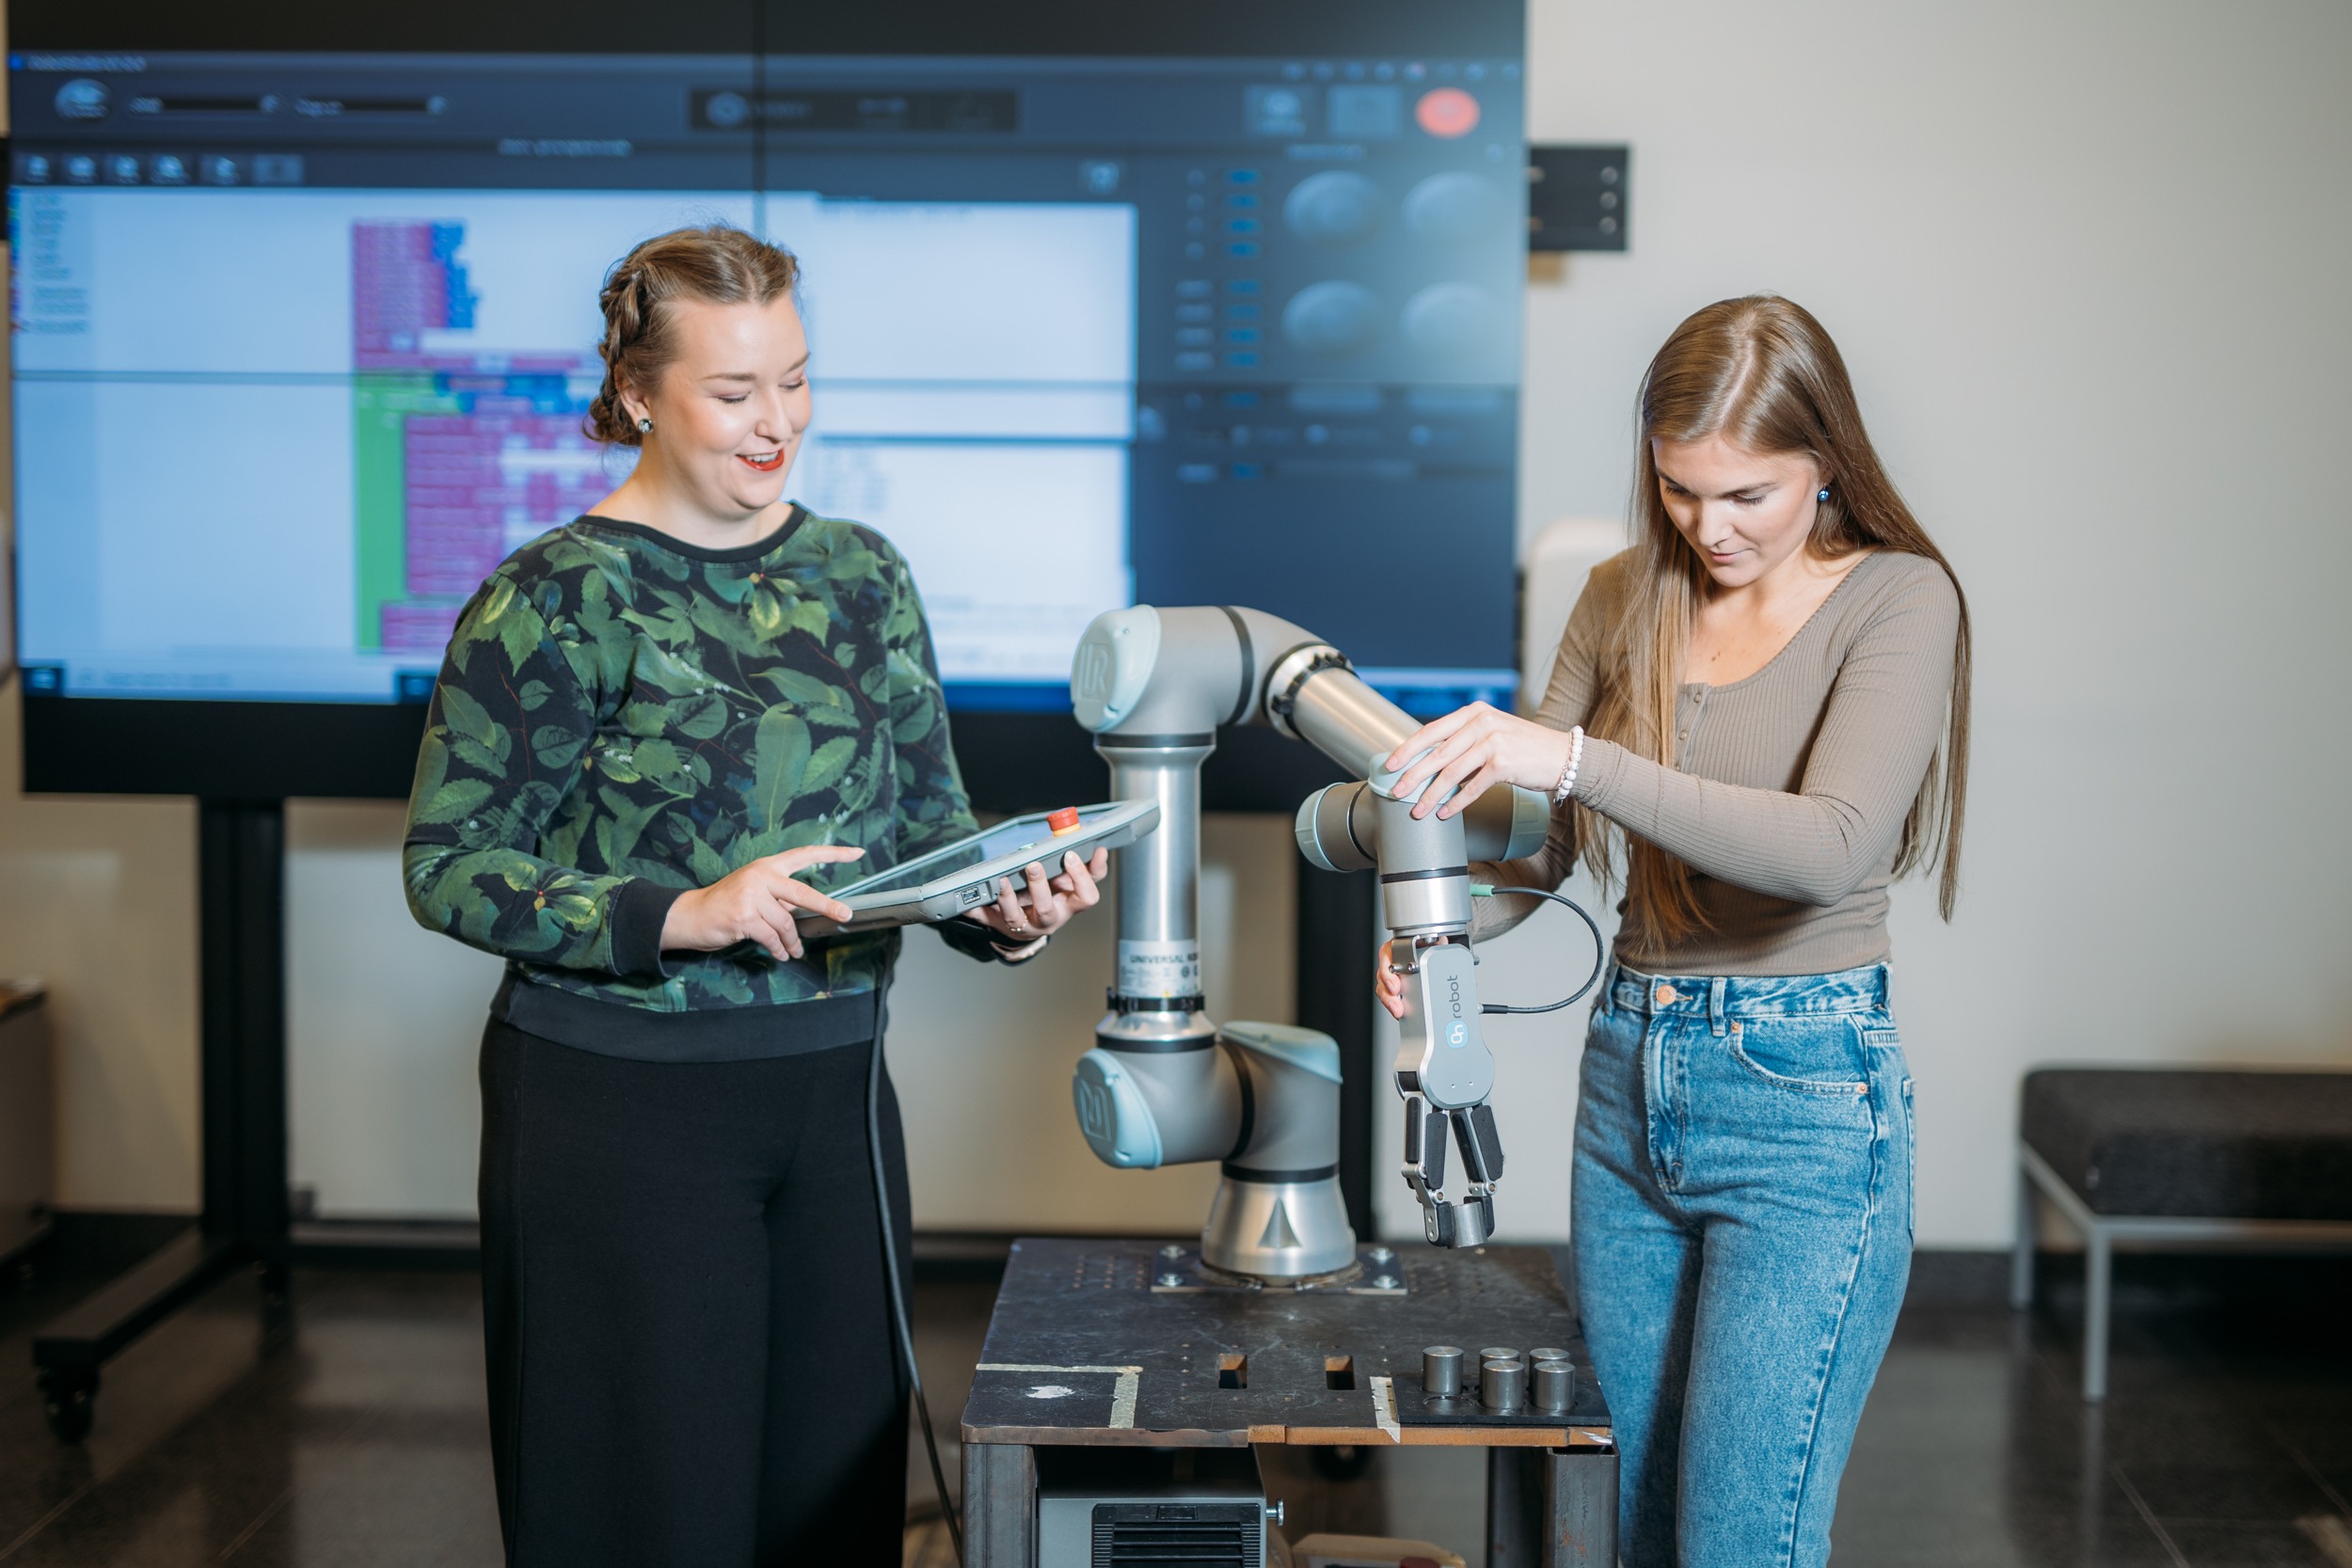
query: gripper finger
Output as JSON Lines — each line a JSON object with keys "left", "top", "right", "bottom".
{"left": 1401, "top": 1093, "right": 1450, "bottom": 1194}
{"left": 1421, "top": 1101, "right": 1450, "bottom": 1194}
{"left": 1451, "top": 1103, "right": 1505, "bottom": 1185}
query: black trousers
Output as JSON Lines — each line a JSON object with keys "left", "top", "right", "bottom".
{"left": 478, "top": 1018, "right": 912, "bottom": 1567}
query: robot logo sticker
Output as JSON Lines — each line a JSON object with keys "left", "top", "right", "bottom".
{"left": 1073, "top": 640, "right": 1113, "bottom": 704}
{"left": 1074, "top": 1077, "right": 1111, "bottom": 1140}
{"left": 1448, "top": 1020, "right": 1469, "bottom": 1049}
{"left": 1119, "top": 940, "right": 1201, "bottom": 998}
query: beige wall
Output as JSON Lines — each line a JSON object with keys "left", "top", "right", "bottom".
{"left": 6, "top": 1, "right": 2349, "bottom": 1243}
{"left": 1507, "top": 0, "right": 2352, "bottom": 1245}
{"left": 0, "top": 694, "right": 199, "bottom": 1210}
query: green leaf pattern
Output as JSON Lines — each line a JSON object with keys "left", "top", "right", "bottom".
{"left": 401, "top": 511, "right": 979, "bottom": 1013}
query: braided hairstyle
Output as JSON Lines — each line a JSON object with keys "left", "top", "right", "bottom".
{"left": 584, "top": 225, "right": 802, "bottom": 447}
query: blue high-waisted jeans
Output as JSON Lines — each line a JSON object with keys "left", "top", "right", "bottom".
{"left": 1573, "top": 961, "right": 1915, "bottom": 1568}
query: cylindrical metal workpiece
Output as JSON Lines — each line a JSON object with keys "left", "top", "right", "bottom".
{"left": 1533, "top": 1359, "right": 1576, "bottom": 1414}
{"left": 1480, "top": 1355, "right": 1525, "bottom": 1412}
{"left": 1529, "top": 1347, "right": 1570, "bottom": 1366}
{"left": 1479, "top": 1346, "right": 1520, "bottom": 1366}
{"left": 1422, "top": 1345, "right": 1464, "bottom": 1399}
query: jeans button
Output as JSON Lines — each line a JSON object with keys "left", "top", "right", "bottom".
{"left": 1653, "top": 984, "right": 1678, "bottom": 1006}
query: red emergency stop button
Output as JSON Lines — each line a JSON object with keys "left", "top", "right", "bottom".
{"left": 1047, "top": 807, "right": 1083, "bottom": 835}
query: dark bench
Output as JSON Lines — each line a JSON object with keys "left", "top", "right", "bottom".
{"left": 2012, "top": 1068, "right": 2352, "bottom": 1400}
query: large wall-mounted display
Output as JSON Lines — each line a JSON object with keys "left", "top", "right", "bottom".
{"left": 9, "top": 0, "right": 1527, "bottom": 799}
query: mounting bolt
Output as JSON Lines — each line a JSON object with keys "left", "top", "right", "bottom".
{"left": 1374, "top": 1275, "right": 1398, "bottom": 1291}
{"left": 1266, "top": 1499, "right": 1286, "bottom": 1528}
{"left": 1161, "top": 1244, "right": 1186, "bottom": 1259}
{"left": 1158, "top": 1273, "right": 1184, "bottom": 1288}
{"left": 1369, "top": 1245, "right": 1394, "bottom": 1264}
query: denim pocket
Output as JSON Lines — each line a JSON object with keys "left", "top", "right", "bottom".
{"left": 1725, "top": 1014, "right": 1870, "bottom": 1095}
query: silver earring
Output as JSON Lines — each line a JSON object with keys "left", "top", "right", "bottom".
{"left": 637, "top": 416, "right": 654, "bottom": 434}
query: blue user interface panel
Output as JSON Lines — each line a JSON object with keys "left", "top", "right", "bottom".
{"left": 10, "top": 47, "right": 1524, "bottom": 714}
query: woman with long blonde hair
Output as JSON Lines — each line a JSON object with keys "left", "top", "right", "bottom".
{"left": 1381, "top": 295, "right": 1969, "bottom": 1566}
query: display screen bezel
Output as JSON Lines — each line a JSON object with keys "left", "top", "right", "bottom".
{"left": 8, "top": 0, "right": 1527, "bottom": 803}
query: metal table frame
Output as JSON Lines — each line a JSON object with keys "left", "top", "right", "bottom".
{"left": 2012, "top": 1141, "right": 2352, "bottom": 1402}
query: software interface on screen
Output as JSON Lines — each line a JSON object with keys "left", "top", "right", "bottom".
{"left": 11, "top": 49, "right": 1525, "bottom": 710}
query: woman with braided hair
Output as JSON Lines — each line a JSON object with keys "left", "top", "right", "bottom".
{"left": 403, "top": 224, "right": 1106, "bottom": 1565}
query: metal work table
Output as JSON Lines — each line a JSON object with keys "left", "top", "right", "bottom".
{"left": 959, "top": 1237, "right": 1617, "bottom": 1566}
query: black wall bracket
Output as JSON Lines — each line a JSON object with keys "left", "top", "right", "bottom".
{"left": 1530, "top": 144, "right": 1630, "bottom": 252}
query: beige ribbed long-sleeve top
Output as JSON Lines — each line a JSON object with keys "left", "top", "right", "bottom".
{"left": 1475, "top": 547, "right": 1961, "bottom": 975}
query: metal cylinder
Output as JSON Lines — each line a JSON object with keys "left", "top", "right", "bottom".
{"left": 1200, "top": 1171, "right": 1356, "bottom": 1280}
{"left": 1097, "top": 742, "right": 1216, "bottom": 1052}
{"left": 1422, "top": 1345, "right": 1464, "bottom": 1399}
{"left": 1529, "top": 1347, "right": 1570, "bottom": 1366}
{"left": 1283, "top": 664, "right": 1419, "bottom": 778}
{"left": 1479, "top": 1346, "right": 1520, "bottom": 1365}
{"left": 1479, "top": 1355, "right": 1525, "bottom": 1412}
{"left": 1101, "top": 742, "right": 1211, "bottom": 970}
{"left": 1533, "top": 1358, "right": 1575, "bottom": 1414}
{"left": 1372, "top": 797, "right": 1473, "bottom": 935}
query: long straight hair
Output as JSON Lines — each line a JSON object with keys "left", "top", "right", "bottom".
{"left": 1580, "top": 295, "right": 1972, "bottom": 937}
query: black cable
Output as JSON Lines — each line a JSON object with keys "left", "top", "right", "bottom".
{"left": 867, "top": 1020, "right": 964, "bottom": 1565}
{"left": 1471, "top": 884, "right": 1608, "bottom": 1015}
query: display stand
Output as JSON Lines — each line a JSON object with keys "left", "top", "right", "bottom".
{"left": 32, "top": 800, "right": 294, "bottom": 1442}
{"left": 960, "top": 1237, "right": 1616, "bottom": 1567}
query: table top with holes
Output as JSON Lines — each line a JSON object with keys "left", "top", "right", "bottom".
{"left": 958, "top": 1238, "right": 1611, "bottom": 1449}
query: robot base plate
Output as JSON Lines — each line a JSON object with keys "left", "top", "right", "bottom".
{"left": 1145, "top": 1243, "right": 1409, "bottom": 1296}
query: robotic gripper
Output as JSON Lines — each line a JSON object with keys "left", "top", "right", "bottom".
{"left": 1067, "top": 606, "right": 1549, "bottom": 1268}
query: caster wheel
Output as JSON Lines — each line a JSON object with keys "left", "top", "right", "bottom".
{"left": 39, "top": 1367, "right": 99, "bottom": 1444}
{"left": 259, "top": 1260, "right": 295, "bottom": 1341}
{"left": 1310, "top": 1443, "right": 1374, "bottom": 1481}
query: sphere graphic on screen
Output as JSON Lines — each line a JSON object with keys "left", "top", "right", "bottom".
{"left": 1402, "top": 282, "right": 1498, "bottom": 358}
{"left": 1283, "top": 281, "right": 1383, "bottom": 356}
{"left": 1404, "top": 171, "right": 1512, "bottom": 245}
{"left": 1283, "top": 171, "right": 1384, "bottom": 246}
{"left": 55, "top": 79, "right": 110, "bottom": 120}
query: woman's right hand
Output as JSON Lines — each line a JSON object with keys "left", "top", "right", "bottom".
{"left": 660, "top": 845, "right": 866, "bottom": 962}
{"left": 1375, "top": 939, "right": 1406, "bottom": 1022}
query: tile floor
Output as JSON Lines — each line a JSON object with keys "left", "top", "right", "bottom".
{"left": 3, "top": 1236, "right": 2346, "bottom": 1566}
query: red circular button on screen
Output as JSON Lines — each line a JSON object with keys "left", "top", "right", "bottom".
{"left": 1415, "top": 87, "right": 1481, "bottom": 138}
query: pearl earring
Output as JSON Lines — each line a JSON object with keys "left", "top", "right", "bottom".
{"left": 1817, "top": 486, "right": 1830, "bottom": 501}
{"left": 637, "top": 416, "right": 655, "bottom": 434}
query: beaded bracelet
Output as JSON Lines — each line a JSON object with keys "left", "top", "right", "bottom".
{"left": 1552, "top": 725, "right": 1587, "bottom": 804}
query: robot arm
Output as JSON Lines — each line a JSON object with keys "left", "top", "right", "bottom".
{"left": 1072, "top": 606, "right": 1548, "bottom": 1250}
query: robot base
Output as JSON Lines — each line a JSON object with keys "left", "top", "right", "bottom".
{"left": 1202, "top": 1172, "right": 1358, "bottom": 1281}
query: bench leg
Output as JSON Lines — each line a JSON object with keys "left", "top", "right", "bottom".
{"left": 2083, "top": 1226, "right": 2112, "bottom": 1402}
{"left": 1488, "top": 1446, "right": 1541, "bottom": 1568}
{"left": 963, "top": 1440, "right": 1036, "bottom": 1568}
{"left": 2011, "top": 1152, "right": 2039, "bottom": 1309}
{"left": 1542, "top": 1447, "right": 1618, "bottom": 1568}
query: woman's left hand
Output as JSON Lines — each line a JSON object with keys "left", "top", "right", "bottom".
{"left": 1384, "top": 702, "right": 1574, "bottom": 820}
{"left": 968, "top": 847, "right": 1109, "bottom": 946}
